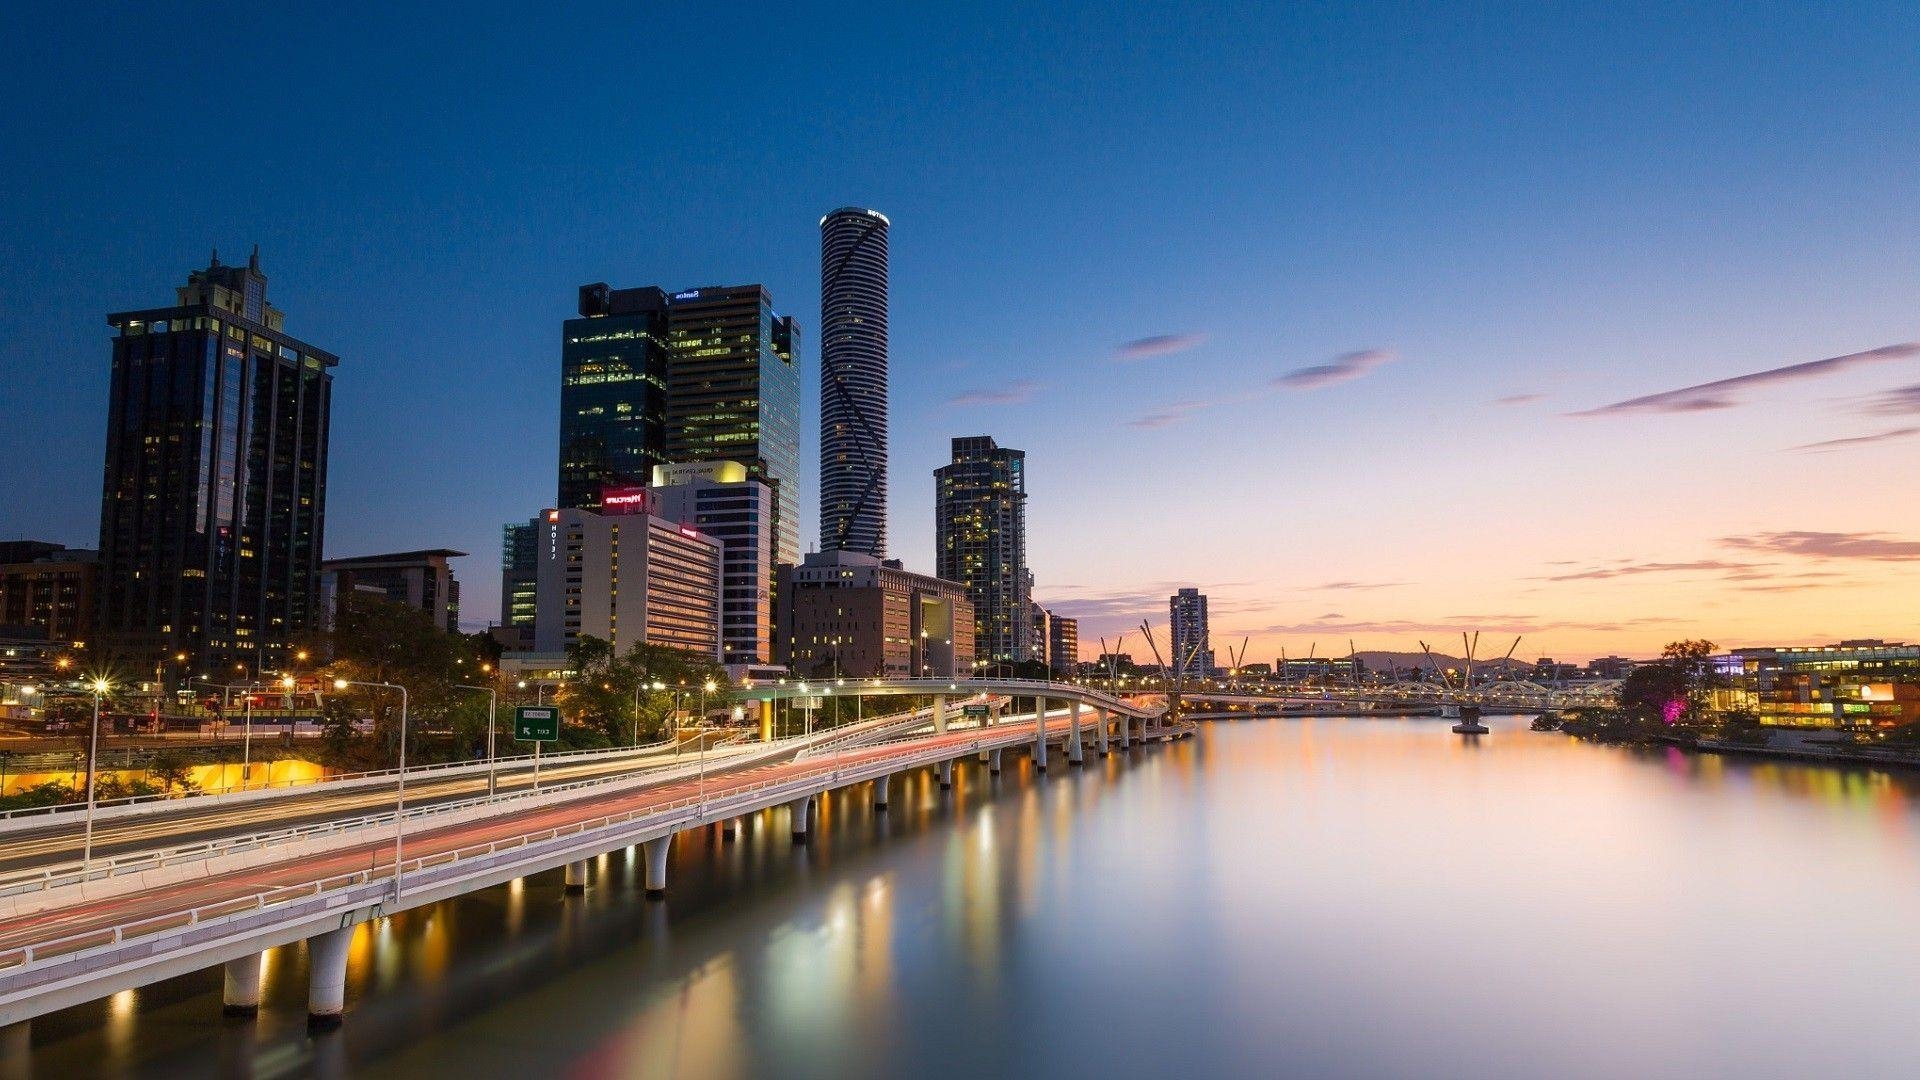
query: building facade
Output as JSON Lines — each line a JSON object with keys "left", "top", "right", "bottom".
{"left": 818, "top": 207, "right": 889, "bottom": 557}
{"left": 499, "top": 520, "right": 538, "bottom": 642}
{"left": 319, "top": 549, "right": 464, "bottom": 634}
{"left": 663, "top": 285, "right": 801, "bottom": 575}
{"left": 1715, "top": 640, "right": 1920, "bottom": 728}
{"left": 559, "top": 285, "right": 670, "bottom": 511}
{"left": 775, "top": 549, "right": 974, "bottom": 679}
{"left": 934, "top": 436, "right": 1029, "bottom": 663}
{"left": 1170, "top": 588, "right": 1213, "bottom": 680}
{"left": 0, "top": 542, "right": 98, "bottom": 643}
{"left": 1048, "top": 614, "right": 1079, "bottom": 675}
{"left": 96, "top": 250, "right": 334, "bottom": 675}
{"left": 531, "top": 507, "right": 722, "bottom": 661}
{"left": 648, "top": 461, "right": 775, "bottom": 668}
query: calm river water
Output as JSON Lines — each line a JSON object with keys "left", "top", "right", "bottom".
{"left": 24, "top": 715, "right": 1920, "bottom": 1078}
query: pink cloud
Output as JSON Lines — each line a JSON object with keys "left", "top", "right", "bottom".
{"left": 1571, "top": 343, "right": 1920, "bottom": 417}
{"left": 1115, "top": 333, "right": 1206, "bottom": 361}
{"left": 1273, "top": 348, "right": 1396, "bottom": 391}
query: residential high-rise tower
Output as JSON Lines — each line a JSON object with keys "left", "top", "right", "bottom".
{"left": 1170, "top": 587, "right": 1213, "bottom": 681}
{"left": 818, "top": 207, "right": 890, "bottom": 557}
{"left": 935, "top": 436, "right": 1029, "bottom": 664}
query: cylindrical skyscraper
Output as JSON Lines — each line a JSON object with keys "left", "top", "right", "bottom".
{"left": 819, "top": 207, "right": 890, "bottom": 557}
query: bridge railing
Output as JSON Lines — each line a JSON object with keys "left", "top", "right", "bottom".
{"left": 0, "top": 731, "right": 764, "bottom": 901}
{"left": 0, "top": 725, "right": 1046, "bottom": 980}
{"left": 0, "top": 729, "right": 695, "bottom": 825}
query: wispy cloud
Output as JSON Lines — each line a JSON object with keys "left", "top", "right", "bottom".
{"left": 1787, "top": 426, "right": 1920, "bottom": 453}
{"left": 1274, "top": 348, "right": 1396, "bottom": 391}
{"left": 1254, "top": 613, "right": 1679, "bottom": 636}
{"left": 1570, "top": 343, "right": 1920, "bottom": 417}
{"left": 1540, "top": 560, "right": 1756, "bottom": 582}
{"left": 1494, "top": 392, "right": 1545, "bottom": 406}
{"left": 1720, "top": 530, "right": 1920, "bottom": 561}
{"left": 1309, "top": 580, "right": 1410, "bottom": 592}
{"left": 1115, "top": 333, "right": 1206, "bottom": 361}
{"left": 947, "top": 379, "right": 1042, "bottom": 407}
{"left": 1126, "top": 399, "right": 1215, "bottom": 430}
{"left": 1860, "top": 383, "right": 1920, "bottom": 416}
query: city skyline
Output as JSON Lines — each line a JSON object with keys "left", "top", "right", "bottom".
{"left": 3, "top": 5, "right": 1919, "bottom": 663}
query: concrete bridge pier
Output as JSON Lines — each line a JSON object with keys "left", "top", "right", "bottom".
{"left": 989, "top": 748, "right": 1003, "bottom": 774}
{"left": 872, "top": 773, "right": 891, "bottom": 811}
{"left": 1032, "top": 697, "right": 1049, "bottom": 772}
{"left": 1, "top": 1020, "right": 30, "bottom": 1078}
{"left": 759, "top": 699, "right": 774, "bottom": 743}
{"left": 1095, "top": 709, "right": 1111, "bottom": 755}
{"left": 643, "top": 836, "right": 671, "bottom": 900}
{"left": 564, "top": 860, "right": 590, "bottom": 895}
{"left": 306, "top": 925, "right": 354, "bottom": 1032}
{"left": 222, "top": 951, "right": 264, "bottom": 1017}
{"left": 789, "top": 795, "right": 815, "bottom": 843}
{"left": 721, "top": 817, "right": 739, "bottom": 841}
{"left": 1066, "top": 704, "right": 1085, "bottom": 765}
{"left": 937, "top": 759, "right": 954, "bottom": 789}
{"left": 933, "top": 694, "right": 948, "bottom": 734}
{"left": 1119, "top": 714, "right": 1133, "bottom": 750}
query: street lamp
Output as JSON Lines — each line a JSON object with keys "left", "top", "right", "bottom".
{"left": 334, "top": 678, "right": 410, "bottom": 901}
{"left": 82, "top": 676, "right": 113, "bottom": 871}
{"left": 455, "top": 683, "right": 499, "bottom": 798}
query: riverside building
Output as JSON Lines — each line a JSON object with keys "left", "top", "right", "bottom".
{"left": 775, "top": 549, "right": 973, "bottom": 679}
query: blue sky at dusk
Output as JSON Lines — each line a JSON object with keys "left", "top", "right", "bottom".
{"left": 3, "top": 2, "right": 1918, "bottom": 660}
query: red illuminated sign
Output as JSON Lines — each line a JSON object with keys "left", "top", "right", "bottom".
{"left": 601, "top": 486, "right": 651, "bottom": 516}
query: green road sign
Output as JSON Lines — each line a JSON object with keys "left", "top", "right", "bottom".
{"left": 964, "top": 704, "right": 990, "bottom": 719}
{"left": 514, "top": 704, "right": 560, "bottom": 742}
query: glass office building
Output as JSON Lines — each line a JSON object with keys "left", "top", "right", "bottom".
{"left": 559, "top": 284, "right": 671, "bottom": 511}
{"left": 935, "top": 436, "right": 1029, "bottom": 663}
{"left": 97, "top": 250, "right": 335, "bottom": 675}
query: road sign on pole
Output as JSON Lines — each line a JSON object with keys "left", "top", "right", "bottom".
{"left": 514, "top": 705, "right": 560, "bottom": 742}
{"left": 964, "top": 704, "right": 990, "bottom": 720}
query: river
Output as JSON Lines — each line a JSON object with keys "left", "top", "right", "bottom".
{"left": 21, "top": 715, "right": 1920, "bottom": 1078}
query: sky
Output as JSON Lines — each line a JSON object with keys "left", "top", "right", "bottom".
{"left": 2, "top": 1, "right": 1917, "bottom": 663}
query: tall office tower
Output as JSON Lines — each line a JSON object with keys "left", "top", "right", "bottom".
{"left": 1170, "top": 587, "right": 1213, "bottom": 681}
{"left": 818, "top": 207, "right": 889, "bottom": 557}
{"left": 560, "top": 284, "right": 670, "bottom": 511}
{"left": 649, "top": 461, "right": 776, "bottom": 668}
{"left": 499, "top": 521, "right": 538, "bottom": 638}
{"left": 935, "top": 436, "right": 1029, "bottom": 664}
{"left": 664, "top": 285, "right": 801, "bottom": 574}
{"left": 96, "top": 250, "right": 335, "bottom": 675}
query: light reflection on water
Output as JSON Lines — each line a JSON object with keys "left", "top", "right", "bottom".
{"left": 23, "top": 716, "right": 1920, "bottom": 1079}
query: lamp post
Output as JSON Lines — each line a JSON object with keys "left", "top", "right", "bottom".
{"left": 82, "top": 677, "right": 113, "bottom": 871}
{"left": 334, "top": 679, "right": 409, "bottom": 901}
{"left": 455, "top": 683, "right": 498, "bottom": 798}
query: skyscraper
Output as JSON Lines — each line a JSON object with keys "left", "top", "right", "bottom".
{"left": 1170, "top": 587, "right": 1213, "bottom": 681}
{"left": 818, "top": 207, "right": 889, "bottom": 557}
{"left": 554, "top": 282, "right": 801, "bottom": 644}
{"left": 935, "top": 436, "right": 1029, "bottom": 664}
{"left": 96, "top": 250, "right": 335, "bottom": 674}
{"left": 663, "top": 285, "right": 801, "bottom": 573}
{"left": 560, "top": 284, "right": 670, "bottom": 511}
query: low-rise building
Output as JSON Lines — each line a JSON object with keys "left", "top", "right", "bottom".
{"left": 776, "top": 549, "right": 974, "bottom": 678}
{"left": 1047, "top": 614, "right": 1079, "bottom": 675}
{"left": 0, "top": 541, "right": 98, "bottom": 644}
{"left": 319, "top": 549, "right": 464, "bottom": 634}
{"left": 1716, "top": 640, "right": 1920, "bottom": 728}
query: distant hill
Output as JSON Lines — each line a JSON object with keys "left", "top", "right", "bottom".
{"left": 1352, "top": 651, "right": 1535, "bottom": 673}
